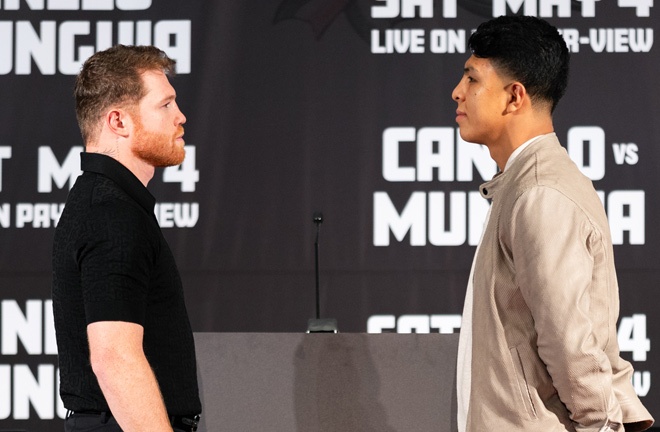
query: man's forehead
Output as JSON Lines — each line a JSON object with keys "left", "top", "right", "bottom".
{"left": 140, "top": 69, "right": 175, "bottom": 98}
{"left": 464, "top": 55, "right": 494, "bottom": 73}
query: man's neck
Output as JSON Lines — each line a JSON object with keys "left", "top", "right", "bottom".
{"left": 86, "top": 145, "right": 154, "bottom": 187}
{"left": 489, "top": 117, "right": 554, "bottom": 170}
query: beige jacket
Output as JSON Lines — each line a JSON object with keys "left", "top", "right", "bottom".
{"left": 466, "top": 134, "right": 653, "bottom": 431}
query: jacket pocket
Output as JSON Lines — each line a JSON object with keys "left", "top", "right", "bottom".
{"left": 509, "top": 345, "right": 538, "bottom": 420}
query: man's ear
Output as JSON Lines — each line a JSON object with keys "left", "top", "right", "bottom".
{"left": 506, "top": 82, "right": 526, "bottom": 113}
{"left": 105, "top": 108, "right": 133, "bottom": 138}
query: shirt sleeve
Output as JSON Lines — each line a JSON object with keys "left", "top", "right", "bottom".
{"left": 77, "top": 201, "right": 157, "bottom": 326}
{"left": 510, "top": 186, "right": 623, "bottom": 430}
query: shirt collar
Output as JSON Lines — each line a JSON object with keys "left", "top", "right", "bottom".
{"left": 80, "top": 152, "right": 156, "bottom": 214}
{"left": 504, "top": 132, "right": 555, "bottom": 171}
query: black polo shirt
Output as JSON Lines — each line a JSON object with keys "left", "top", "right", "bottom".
{"left": 52, "top": 152, "right": 201, "bottom": 416}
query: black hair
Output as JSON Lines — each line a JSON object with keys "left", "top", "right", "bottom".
{"left": 468, "top": 16, "right": 570, "bottom": 113}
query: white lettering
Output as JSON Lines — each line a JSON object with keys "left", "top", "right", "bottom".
{"left": 0, "top": 20, "right": 192, "bottom": 75}
{"left": 0, "top": 146, "right": 11, "bottom": 192}
{"left": 116, "top": 0, "right": 151, "bottom": 10}
{"left": 44, "top": 300, "right": 57, "bottom": 355}
{"left": 430, "top": 314, "right": 462, "bottom": 333}
{"left": 81, "top": 0, "right": 114, "bottom": 10}
{"left": 162, "top": 145, "right": 199, "bottom": 192}
{"left": 493, "top": 0, "right": 537, "bottom": 16}
{"left": 566, "top": 126, "right": 605, "bottom": 181}
{"left": 428, "top": 192, "right": 466, "bottom": 246}
{"left": 0, "top": 204, "right": 10, "bottom": 228}
{"left": 48, "top": 0, "right": 78, "bottom": 10}
{"left": 382, "top": 127, "right": 416, "bottom": 181}
{"left": 429, "top": 29, "right": 465, "bottom": 53}
{"left": 579, "top": 0, "right": 599, "bottom": 16}
{"left": 38, "top": 146, "right": 82, "bottom": 193}
{"left": 402, "top": 0, "right": 434, "bottom": 17}
{"left": 441, "top": 0, "right": 457, "bottom": 17}
{"left": 367, "top": 315, "right": 396, "bottom": 333}
{"left": 618, "top": 0, "right": 652, "bottom": 17}
{"left": 13, "top": 365, "right": 54, "bottom": 419}
{"left": 154, "top": 203, "right": 199, "bottom": 228}
{"left": 371, "top": 0, "right": 433, "bottom": 18}
{"left": 1, "top": 0, "right": 151, "bottom": 10}
{"left": 539, "top": 0, "right": 571, "bottom": 17}
{"left": 0, "top": 22, "right": 12, "bottom": 74}
{"left": 58, "top": 21, "right": 93, "bottom": 74}
{"left": 1, "top": 300, "right": 43, "bottom": 355}
{"left": 398, "top": 315, "right": 430, "bottom": 333}
{"left": 617, "top": 314, "right": 650, "bottom": 361}
{"left": 154, "top": 20, "right": 191, "bottom": 74}
{"left": 608, "top": 191, "right": 645, "bottom": 245}
{"left": 373, "top": 191, "right": 488, "bottom": 246}
{"left": 15, "top": 203, "right": 64, "bottom": 228}
{"left": 374, "top": 191, "right": 426, "bottom": 246}
{"left": 382, "top": 127, "right": 496, "bottom": 182}
{"left": 0, "top": 365, "right": 9, "bottom": 419}
{"left": 367, "top": 314, "right": 462, "bottom": 333}
{"left": 16, "top": 21, "right": 56, "bottom": 75}
{"left": 633, "top": 372, "right": 651, "bottom": 397}
{"left": 371, "top": 0, "right": 400, "bottom": 18}
{"left": 612, "top": 143, "right": 639, "bottom": 165}
{"left": 629, "top": 28, "right": 653, "bottom": 52}
{"left": 417, "top": 127, "right": 454, "bottom": 181}
{"left": 3, "top": 0, "right": 45, "bottom": 10}
{"left": 590, "top": 28, "right": 654, "bottom": 53}
{"left": 560, "top": 28, "right": 580, "bottom": 52}
{"left": 371, "top": 29, "right": 425, "bottom": 54}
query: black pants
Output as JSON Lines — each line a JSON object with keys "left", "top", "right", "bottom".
{"left": 64, "top": 412, "right": 188, "bottom": 432}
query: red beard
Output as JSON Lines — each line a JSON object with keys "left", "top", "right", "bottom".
{"left": 132, "top": 121, "right": 185, "bottom": 168}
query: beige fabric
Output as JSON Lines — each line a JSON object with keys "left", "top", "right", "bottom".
{"left": 465, "top": 134, "right": 653, "bottom": 431}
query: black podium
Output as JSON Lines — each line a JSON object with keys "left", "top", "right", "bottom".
{"left": 194, "top": 333, "right": 459, "bottom": 432}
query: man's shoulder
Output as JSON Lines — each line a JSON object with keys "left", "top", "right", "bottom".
{"left": 61, "top": 172, "right": 156, "bottom": 238}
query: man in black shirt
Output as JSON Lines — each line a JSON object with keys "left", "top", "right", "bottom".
{"left": 52, "top": 45, "right": 201, "bottom": 432}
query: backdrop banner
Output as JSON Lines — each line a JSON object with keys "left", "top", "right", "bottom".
{"left": 0, "top": 1, "right": 657, "bottom": 430}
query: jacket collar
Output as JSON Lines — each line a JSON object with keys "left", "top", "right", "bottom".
{"left": 479, "top": 133, "right": 560, "bottom": 200}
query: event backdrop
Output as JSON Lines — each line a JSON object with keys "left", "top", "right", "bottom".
{"left": 0, "top": 1, "right": 657, "bottom": 430}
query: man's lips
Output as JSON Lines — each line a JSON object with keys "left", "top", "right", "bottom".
{"left": 455, "top": 110, "right": 466, "bottom": 121}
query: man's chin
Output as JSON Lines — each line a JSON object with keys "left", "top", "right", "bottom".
{"left": 137, "top": 148, "right": 186, "bottom": 168}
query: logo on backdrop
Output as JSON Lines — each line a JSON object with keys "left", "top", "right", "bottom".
{"left": 373, "top": 126, "right": 645, "bottom": 247}
{"left": 0, "top": 0, "right": 192, "bottom": 75}
{"left": 0, "top": 300, "right": 65, "bottom": 420}
{"left": 365, "top": 312, "right": 652, "bottom": 397}
{"left": 0, "top": 145, "right": 200, "bottom": 229}
{"left": 369, "top": 0, "right": 653, "bottom": 54}
{"left": 274, "top": 0, "right": 654, "bottom": 54}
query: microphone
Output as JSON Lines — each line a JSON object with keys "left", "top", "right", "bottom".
{"left": 313, "top": 212, "right": 323, "bottom": 320}
{"left": 306, "top": 211, "right": 338, "bottom": 333}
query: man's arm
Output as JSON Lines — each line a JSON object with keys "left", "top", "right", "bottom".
{"left": 511, "top": 186, "right": 622, "bottom": 430}
{"left": 88, "top": 321, "right": 174, "bottom": 432}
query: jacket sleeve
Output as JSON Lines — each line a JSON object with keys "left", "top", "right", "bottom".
{"left": 509, "top": 186, "right": 622, "bottom": 431}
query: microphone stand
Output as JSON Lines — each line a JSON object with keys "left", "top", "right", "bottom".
{"left": 306, "top": 212, "right": 338, "bottom": 333}
{"left": 314, "top": 213, "right": 321, "bottom": 321}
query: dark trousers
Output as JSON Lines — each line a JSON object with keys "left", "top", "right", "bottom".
{"left": 64, "top": 412, "right": 188, "bottom": 432}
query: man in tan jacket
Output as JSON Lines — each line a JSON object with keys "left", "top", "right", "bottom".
{"left": 453, "top": 16, "right": 653, "bottom": 432}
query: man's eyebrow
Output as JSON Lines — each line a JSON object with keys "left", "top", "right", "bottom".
{"left": 158, "top": 93, "right": 176, "bottom": 104}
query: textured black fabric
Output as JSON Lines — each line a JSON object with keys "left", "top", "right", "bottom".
{"left": 64, "top": 412, "right": 191, "bottom": 431}
{"left": 52, "top": 152, "right": 201, "bottom": 416}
